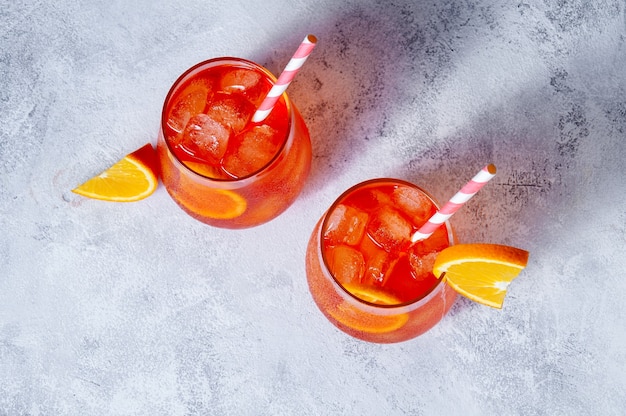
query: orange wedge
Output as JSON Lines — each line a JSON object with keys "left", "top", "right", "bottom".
{"left": 328, "top": 284, "right": 409, "bottom": 333}
{"left": 72, "top": 143, "right": 158, "bottom": 202}
{"left": 432, "top": 244, "right": 529, "bottom": 309}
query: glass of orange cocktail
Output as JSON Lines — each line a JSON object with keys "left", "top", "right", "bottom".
{"left": 305, "top": 178, "right": 458, "bottom": 343}
{"left": 157, "top": 57, "right": 312, "bottom": 228}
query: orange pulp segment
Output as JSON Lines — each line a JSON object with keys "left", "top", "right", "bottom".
{"left": 432, "top": 244, "right": 529, "bottom": 309}
{"left": 328, "top": 284, "right": 409, "bottom": 334}
{"left": 72, "top": 143, "right": 158, "bottom": 202}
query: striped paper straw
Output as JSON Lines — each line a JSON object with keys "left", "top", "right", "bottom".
{"left": 251, "top": 34, "right": 317, "bottom": 123}
{"left": 411, "top": 164, "right": 497, "bottom": 243}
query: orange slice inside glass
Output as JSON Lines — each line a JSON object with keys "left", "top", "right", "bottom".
{"left": 178, "top": 187, "right": 247, "bottom": 220}
{"left": 328, "top": 284, "right": 409, "bottom": 334}
{"left": 432, "top": 243, "right": 529, "bottom": 309}
{"left": 72, "top": 143, "right": 158, "bottom": 202}
{"left": 182, "top": 161, "right": 224, "bottom": 179}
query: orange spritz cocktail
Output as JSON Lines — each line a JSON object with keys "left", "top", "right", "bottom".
{"left": 158, "top": 57, "right": 311, "bottom": 228}
{"left": 306, "top": 179, "right": 458, "bottom": 343}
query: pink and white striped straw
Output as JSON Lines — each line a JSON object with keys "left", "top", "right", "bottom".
{"left": 411, "top": 164, "right": 497, "bottom": 243}
{"left": 251, "top": 34, "right": 317, "bottom": 123}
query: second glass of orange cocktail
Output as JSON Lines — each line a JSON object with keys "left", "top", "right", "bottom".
{"left": 157, "top": 57, "right": 312, "bottom": 228}
{"left": 305, "top": 178, "right": 458, "bottom": 343}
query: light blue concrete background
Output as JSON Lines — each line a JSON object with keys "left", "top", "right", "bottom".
{"left": 2, "top": 0, "right": 625, "bottom": 414}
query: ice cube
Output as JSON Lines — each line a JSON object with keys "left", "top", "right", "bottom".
{"left": 367, "top": 206, "right": 412, "bottom": 253}
{"left": 370, "top": 189, "right": 392, "bottom": 206}
{"left": 220, "top": 68, "right": 265, "bottom": 106}
{"left": 357, "top": 233, "right": 382, "bottom": 261}
{"left": 327, "top": 245, "right": 365, "bottom": 285}
{"left": 408, "top": 250, "right": 439, "bottom": 281}
{"left": 222, "top": 125, "right": 279, "bottom": 178}
{"left": 167, "top": 80, "right": 211, "bottom": 135}
{"left": 363, "top": 250, "right": 398, "bottom": 287}
{"left": 205, "top": 92, "right": 254, "bottom": 133}
{"left": 220, "top": 68, "right": 262, "bottom": 93}
{"left": 324, "top": 204, "right": 369, "bottom": 246}
{"left": 181, "top": 113, "right": 230, "bottom": 165}
{"left": 391, "top": 186, "right": 434, "bottom": 224}
{"left": 414, "top": 225, "right": 450, "bottom": 254}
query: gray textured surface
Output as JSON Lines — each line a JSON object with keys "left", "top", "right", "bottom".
{"left": 2, "top": 0, "right": 626, "bottom": 415}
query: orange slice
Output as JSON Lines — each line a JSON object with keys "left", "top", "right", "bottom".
{"left": 72, "top": 143, "right": 158, "bottom": 202}
{"left": 182, "top": 160, "right": 224, "bottom": 179}
{"left": 178, "top": 187, "right": 247, "bottom": 220}
{"left": 432, "top": 244, "right": 529, "bottom": 309}
{"left": 328, "top": 284, "right": 409, "bottom": 334}
{"left": 345, "top": 284, "right": 402, "bottom": 305}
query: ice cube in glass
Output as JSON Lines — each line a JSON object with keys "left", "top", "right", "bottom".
{"left": 205, "top": 92, "right": 254, "bottom": 133}
{"left": 327, "top": 245, "right": 365, "bottom": 286}
{"left": 222, "top": 125, "right": 280, "bottom": 178}
{"left": 181, "top": 113, "right": 230, "bottom": 165}
{"left": 167, "top": 79, "right": 211, "bottom": 136}
{"left": 367, "top": 206, "right": 412, "bottom": 253}
{"left": 324, "top": 204, "right": 369, "bottom": 246}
